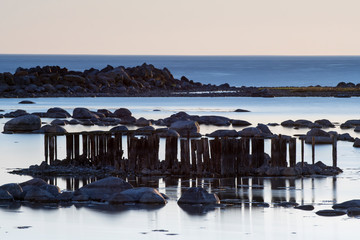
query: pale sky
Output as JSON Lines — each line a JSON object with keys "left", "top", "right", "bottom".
{"left": 1, "top": 0, "right": 360, "bottom": 55}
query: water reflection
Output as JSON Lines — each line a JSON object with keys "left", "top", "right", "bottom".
{"left": 41, "top": 175, "right": 340, "bottom": 208}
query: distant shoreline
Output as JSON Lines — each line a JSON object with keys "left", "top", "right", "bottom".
{"left": 1, "top": 64, "right": 360, "bottom": 98}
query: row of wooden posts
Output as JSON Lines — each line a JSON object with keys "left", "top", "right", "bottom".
{"left": 44, "top": 131, "right": 338, "bottom": 176}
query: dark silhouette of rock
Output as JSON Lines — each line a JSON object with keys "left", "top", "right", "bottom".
{"left": 281, "top": 120, "right": 295, "bottom": 127}
{"left": 353, "top": 138, "right": 360, "bottom": 148}
{"left": 108, "top": 187, "right": 167, "bottom": 204}
{"left": 347, "top": 207, "right": 360, "bottom": 217}
{"left": 232, "top": 120, "right": 251, "bottom": 126}
{"left": 197, "top": 116, "right": 230, "bottom": 126}
{"left": 3, "top": 114, "right": 41, "bottom": 132}
{"left": 274, "top": 202, "right": 299, "bottom": 208}
{"left": 332, "top": 199, "right": 360, "bottom": 209}
{"left": 294, "top": 205, "right": 314, "bottom": 211}
{"left": 74, "top": 177, "right": 133, "bottom": 202}
{"left": 73, "top": 108, "right": 99, "bottom": 119}
{"left": 109, "top": 126, "right": 129, "bottom": 133}
{"left": 234, "top": 109, "right": 250, "bottom": 112}
{"left": 315, "top": 119, "right": 335, "bottom": 128}
{"left": 206, "top": 130, "right": 239, "bottom": 138}
{"left": 0, "top": 183, "right": 23, "bottom": 200}
{"left": 316, "top": 209, "right": 346, "bottom": 217}
{"left": 178, "top": 187, "right": 220, "bottom": 204}
{"left": 114, "top": 108, "right": 132, "bottom": 118}
{"left": 19, "top": 100, "right": 35, "bottom": 104}
{"left": 46, "top": 107, "right": 71, "bottom": 118}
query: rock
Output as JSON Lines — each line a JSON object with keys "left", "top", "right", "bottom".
{"left": 3, "top": 114, "right": 41, "bottom": 132}
{"left": 197, "top": 116, "right": 231, "bottom": 126}
{"left": 23, "top": 186, "right": 57, "bottom": 203}
{"left": 340, "top": 122, "right": 353, "bottom": 129}
{"left": 332, "top": 199, "right": 360, "bottom": 209}
{"left": 206, "top": 130, "right": 239, "bottom": 138}
{"left": 231, "top": 120, "right": 251, "bottom": 126}
{"left": 353, "top": 139, "right": 360, "bottom": 148}
{"left": 274, "top": 202, "right": 299, "bottom": 207}
{"left": 281, "top": 120, "right": 295, "bottom": 127}
{"left": 73, "top": 108, "right": 99, "bottom": 119}
{"left": 177, "top": 187, "right": 220, "bottom": 204}
{"left": 114, "top": 108, "right": 132, "bottom": 118}
{"left": 170, "top": 120, "right": 200, "bottom": 136}
{"left": 0, "top": 183, "right": 23, "bottom": 200}
{"left": 294, "top": 205, "right": 314, "bottom": 211}
{"left": 337, "top": 133, "right": 354, "bottom": 142}
{"left": 0, "top": 189, "right": 14, "bottom": 201}
{"left": 19, "top": 100, "right": 35, "bottom": 104}
{"left": 344, "top": 119, "right": 360, "bottom": 126}
{"left": 109, "top": 187, "right": 167, "bottom": 204}
{"left": 256, "top": 123, "right": 272, "bottom": 135}
{"left": 305, "top": 136, "right": 333, "bottom": 144}
{"left": 281, "top": 167, "right": 299, "bottom": 176}
{"left": 19, "top": 178, "right": 48, "bottom": 188}
{"left": 4, "top": 109, "right": 28, "bottom": 118}
{"left": 294, "top": 119, "right": 313, "bottom": 128}
{"left": 238, "top": 127, "right": 262, "bottom": 137}
{"left": 354, "top": 126, "right": 360, "bottom": 132}
{"left": 316, "top": 209, "right": 346, "bottom": 217}
{"left": 268, "top": 123, "right": 279, "bottom": 126}
{"left": 69, "top": 119, "right": 81, "bottom": 125}
{"left": 109, "top": 126, "right": 129, "bottom": 133}
{"left": 347, "top": 207, "right": 360, "bottom": 217}
{"left": 51, "top": 119, "right": 68, "bottom": 126}
{"left": 58, "top": 191, "right": 74, "bottom": 202}
{"left": 135, "top": 126, "right": 155, "bottom": 135}
{"left": 315, "top": 119, "right": 335, "bottom": 128}
{"left": 46, "top": 107, "right": 71, "bottom": 118}
{"left": 33, "top": 124, "right": 67, "bottom": 134}
{"left": 234, "top": 109, "right": 250, "bottom": 112}
{"left": 305, "top": 129, "right": 333, "bottom": 144}
{"left": 156, "top": 128, "right": 180, "bottom": 138}
{"left": 74, "top": 177, "right": 133, "bottom": 202}
{"left": 135, "top": 117, "right": 152, "bottom": 127}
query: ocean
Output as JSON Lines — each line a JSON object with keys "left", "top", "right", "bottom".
{"left": 1, "top": 55, "right": 360, "bottom": 87}
{"left": 1, "top": 56, "right": 360, "bottom": 239}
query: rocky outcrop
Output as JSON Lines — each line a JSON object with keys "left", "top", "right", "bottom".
{"left": 178, "top": 187, "right": 220, "bottom": 204}
{"left": 73, "top": 108, "right": 99, "bottom": 119}
{"left": 3, "top": 114, "right": 41, "bottom": 133}
{"left": 231, "top": 120, "right": 251, "bottom": 126}
{"left": 33, "top": 124, "right": 67, "bottom": 134}
{"left": 46, "top": 107, "right": 71, "bottom": 118}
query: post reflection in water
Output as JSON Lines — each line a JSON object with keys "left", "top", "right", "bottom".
{"left": 44, "top": 175, "right": 339, "bottom": 207}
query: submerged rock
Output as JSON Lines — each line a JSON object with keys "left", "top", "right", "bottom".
{"left": 294, "top": 205, "right": 314, "bottom": 211}
{"left": 109, "top": 187, "right": 167, "bottom": 204}
{"left": 332, "top": 199, "right": 360, "bottom": 209}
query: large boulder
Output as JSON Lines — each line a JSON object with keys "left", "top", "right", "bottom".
{"left": 281, "top": 120, "right": 295, "bottom": 127}
{"left": 73, "top": 108, "right": 99, "bottom": 119}
{"left": 23, "top": 186, "right": 58, "bottom": 203}
{"left": 3, "top": 114, "right": 41, "bottom": 132}
{"left": 0, "top": 183, "right": 23, "bottom": 200}
{"left": 114, "top": 108, "right": 132, "bottom": 118}
{"left": 170, "top": 120, "right": 200, "bottom": 137}
{"left": 74, "top": 177, "right": 133, "bottom": 202}
{"left": 46, "top": 107, "right": 71, "bottom": 118}
{"left": 178, "top": 187, "right": 220, "bottom": 204}
{"left": 156, "top": 128, "right": 180, "bottom": 138}
{"left": 108, "top": 187, "right": 167, "bottom": 204}
{"left": 135, "top": 117, "right": 152, "bottom": 127}
{"left": 109, "top": 126, "right": 129, "bottom": 133}
{"left": 332, "top": 199, "right": 360, "bottom": 209}
{"left": 238, "top": 127, "right": 262, "bottom": 137}
{"left": 305, "top": 129, "right": 333, "bottom": 144}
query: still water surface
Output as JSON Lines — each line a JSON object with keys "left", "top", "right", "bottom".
{"left": 1, "top": 97, "right": 360, "bottom": 239}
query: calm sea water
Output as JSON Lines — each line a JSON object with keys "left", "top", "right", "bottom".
{"left": 1, "top": 97, "right": 360, "bottom": 239}
{"left": 1, "top": 55, "right": 360, "bottom": 87}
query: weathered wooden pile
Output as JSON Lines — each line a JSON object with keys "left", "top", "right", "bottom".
{"left": 44, "top": 131, "right": 338, "bottom": 176}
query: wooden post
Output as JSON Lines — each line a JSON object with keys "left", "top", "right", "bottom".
{"left": 82, "top": 134, "right": 88, "bottom": 159}
{"left": 301, "top": 138, "right": 304, "bottom": 167}
{"left": 312, "top": 136, "right": 315, "bottom": 165}
{"left": 289, "top": 138, "right": 296, "bottom": 167}
{"left": 332, "top": 135, "right": 337, "bottom": 167}
{"left": 202, "top": 138, "right": 210, "bottom": 173}
{"left": 279, "top": 136, "right": 287, "bottom": 167}
{"left": 54, "top": 135, "right": 57, "bottom": 161}
{"left": 66, "top": 134, "right": 73, "bottom": 161}
{"left": 196, "top": 139, "right": 203, "bottom": 175}
{"left": 74, "top": 134, "right": 80, "bottom": 160}
{"left": 271, "top": 137, "right": 279, "bottom": 167}
{"left": 49, "top": 135, "right": 54, "bottom": 165}
{"left": 44, "top": 134, "right": 49, "bottom": 164}
{"left": 191, "top": 139, "right": 197, "bottom": 172}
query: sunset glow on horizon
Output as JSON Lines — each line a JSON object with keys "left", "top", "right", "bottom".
{"left": 1, "top": 0, "right": 360, "bottom": 55}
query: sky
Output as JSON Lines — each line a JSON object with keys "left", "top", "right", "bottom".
{"left": 0, "top": 0, "right": 360, "bottom": 55}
